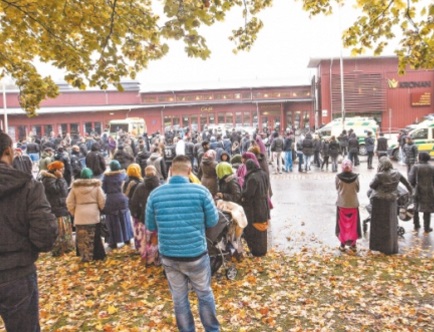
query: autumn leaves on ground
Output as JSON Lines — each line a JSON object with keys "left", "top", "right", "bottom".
{"left": 31, "top": 246, "right": 434, "bottom": 331}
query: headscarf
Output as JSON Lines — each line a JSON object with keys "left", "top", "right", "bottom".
{"left": 145, "top": 165, "right": 157, "bottom": 177}
{"left": 80, "top": 167, "right": 93, "bottom": 179}
{"left": 255, "top": 135, "right": 267, "bottom": 155}
{"left": 127, "top": 163, "right": 142, "bottom": 180}
{"left": 341, "top": 159, "right": 353, "bottom": 173}
{"left": 216, "top": 162, "right": 234, "bottom": 180}
{"left": 246, "top": 159, "right": 260, "bottom": 172}
{"left": 47, "top": 160, "right": 64, "bottom": 172}
{"left": 241, "top": 152, "right": 259, "bottom": 167}
{"left": 378, "top": 156, "right": 393, "bottom": 172}
{"left": 110, "top": 160, "right": 121, "bottom": 171}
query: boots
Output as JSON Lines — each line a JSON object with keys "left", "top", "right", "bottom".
{"left": 414, "top": 212, "right": 421, "bottom": 230}
{"left": 424, "top": 213, "right": 433, "bottom": 233}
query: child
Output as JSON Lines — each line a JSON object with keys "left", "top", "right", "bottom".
{"left": 335, "top": 159, "right": 362, "bottom": 252}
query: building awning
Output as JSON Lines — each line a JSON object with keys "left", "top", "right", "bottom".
{"left": 3, "top": 105, "right": 146, "bottom": 116}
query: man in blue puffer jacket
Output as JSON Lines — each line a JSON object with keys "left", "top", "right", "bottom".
{"left": 146, "top": 154, "right": 220, "bottom": 332}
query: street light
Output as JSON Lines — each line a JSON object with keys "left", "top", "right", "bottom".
{"left": 2, "top": 79, "right": 7, "bottom": 134}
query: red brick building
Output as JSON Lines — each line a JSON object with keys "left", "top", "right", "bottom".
{"left": 308, "top": 56, "right": 434, "bottom": 131}
{"left": 1, "top": 56, "right": 433, "bottom": 141}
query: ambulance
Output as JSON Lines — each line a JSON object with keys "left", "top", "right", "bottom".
{"left": 316, "top": 117, "right": 379, "bottom": 155}
{"left": 388, "top": 120, "right": 434, "bottom": 160}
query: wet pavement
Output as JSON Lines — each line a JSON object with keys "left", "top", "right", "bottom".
{"left": 268, "top": 157, "right": 434, "bottom": 257}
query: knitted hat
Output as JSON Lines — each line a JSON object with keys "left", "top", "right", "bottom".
{"left": 110, "top": 160, "right": 121, "bottom": 171}
{"left": 80, "top": 167, "right": 93, "bottom": 179}
{"left": 47, "top": 160, "right": 64, "bottom": 172}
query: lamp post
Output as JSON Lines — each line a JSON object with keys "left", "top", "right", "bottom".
{"left": 338, "top": 3, "right": 345, "bottom": 131}
{"left": 2, "top": 80, "right": 7, "bottom": 134}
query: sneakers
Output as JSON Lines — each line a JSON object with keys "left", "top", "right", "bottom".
{"left": 424, "top": 228, "right": 433, "bottom": 233}
{"left": 339, "top": 244, "right": 346, "bottom": 252}
{"left": 349, "top": 245, "right": 357, "bottom": 252}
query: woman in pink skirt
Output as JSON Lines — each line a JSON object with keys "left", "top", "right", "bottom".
{"left": 335, "top": 159, "right": 362, "bottom": 252}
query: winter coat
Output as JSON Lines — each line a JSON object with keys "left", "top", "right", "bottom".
{"left": 40, "top": 170, "right": 69, "bottom": 217}
{"left": 408, "top": 162, "right": 434, "bottom": 213}
{"left": 335, "top": 172, "right": 360, "bottom": 208}
{"left": 147, "top": 152, "right": 167, "bottom": 181}
{"left": 302, "top": 134, "right": 314, "bottom": 156}
{"left": 348, "top": 134, "right": 359, "bottom": 153}
{"left": 404, "top": 143, "right": 418, "bottom": 165}
{"left": 66, "top": 179, "right": 106, "bottom": 225}
{"left": 270, "top": 137, "right": 284, "bottom": 152}
{"left": 129, "top": 175, "right": 160, "bottom": 222}
{"left": 365, "top": 136, "right": 375, "bottom": 153}
{"left": 113, "top": 149, "right": 134, "bottom": 170}
{"left": 321, "top": 141, "right": 330, "bottom": 157}
{"left": 85, "top": 151, "right": 106, "bottom": 176}
{"left": 218, "top": 174, "right": 242, "bottom": 204}
{"left": 122, "top": 177, "right": 142, "bottom": 200}
{"left": 283, "top": 137, "right": 293, "bottom": 152}
{"left": 145, "top": 175, "right": 219, "bottom": 258}
{"left": 199, "top": 157, "right": 219, "bottom": 196}
{"left": 370, "top": 169, "right": 412, "bottom": 202}
{"left": 0, "top": 163, "right": 57, "bottom": 284}
{"left": 376, "top": 137, "right": 388, "bottom": 154}
{"left": 329, "top": 140, "right": 340, "bottom": 158}
{"left": 241, "top": 163, "right": 271, "bottom": 225}
{"left": 102, "top": 170, "right": 128, "bottom": 214}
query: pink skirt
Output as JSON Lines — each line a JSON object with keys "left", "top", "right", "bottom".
{"left": 336, "top": 207, "right": 361, "bottom": 245}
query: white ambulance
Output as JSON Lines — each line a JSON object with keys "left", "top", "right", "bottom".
{"left": 316, "top": 117, "right": 379, "bottom": 155}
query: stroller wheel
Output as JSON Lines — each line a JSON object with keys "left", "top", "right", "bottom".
{"left": 397, "top": 226, "right": 405, "bottom": 237}
{"left": 225, "top": 266, "right": 237, "bottom": 280}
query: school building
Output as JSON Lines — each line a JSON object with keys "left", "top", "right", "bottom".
{"left": 1, "top": 56, "right": 432, "bottom": 141}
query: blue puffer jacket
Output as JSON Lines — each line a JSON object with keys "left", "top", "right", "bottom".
{"left": 145, "top": 176, "right": 219, "bottom": 258}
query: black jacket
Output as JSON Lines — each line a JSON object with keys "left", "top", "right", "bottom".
{"left": 41, "top": 170, "right": 70, "bottom": 217}
{"left": 129, "top": 175, "right": 160, "bottom": 222}
{"left": 0, "top": 163, "right": 57, "bottom": 283}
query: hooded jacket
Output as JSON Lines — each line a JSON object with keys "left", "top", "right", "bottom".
{"left": 0, "top": 163, "right": 58, "bottom": 283}
{"left": 335, "top": 171, "right": 360, "bottom": 208}
{"left": 66, "top": 178, "right": 106, "bottom": 225}
{"left": 129, "top": 175, "right": 160, "bottom": 222}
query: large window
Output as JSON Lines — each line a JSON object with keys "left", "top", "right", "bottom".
{"left": 226, "top": 112, "right": 233, "bottom": 128}
{"left": 235, "top": 112, "right": 242, "bottom": 127}
{"left": 84, "top": 122, "right": 93, "bottom": 135}
{"left": 94, "top": 122, "right": 102, "bottom": 135}
{"left": 17, "top": 125, "right": 27, "bottom": 141}
{"left": 70, "top": 123, "right": 79, "bottom": 138}
{"left": 243, "top": 112, "right": 251, "bottom": 126}
{"left": 60, "top": 124, "right": 68, "bottom": 137}
{"left": 43, "top": 125, "right": 53, "bottom": 137}
{"left": 218, "top": 113, "right": 225, "bottom": 125}
{"left": 191, "top": 116, "right": 198, "bottom": 132}
{"left": 200, "top": 114, "right": 208, "bottom": 130}
{"left": 182, "top": 115, "right": 189, "bottom": 129}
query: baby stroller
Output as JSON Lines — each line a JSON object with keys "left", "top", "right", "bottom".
{"left": 363, "top": 185, "right": 414, "bottom": 236}
{"left": 206, "top": 210, "right": 238, "bottom": 280}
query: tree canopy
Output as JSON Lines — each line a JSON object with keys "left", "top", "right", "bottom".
{"left": 0, "top": 0, "right": 432, "bottom": 116}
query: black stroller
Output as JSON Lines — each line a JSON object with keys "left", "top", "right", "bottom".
{"left": 206, "top": 210, "right": 238, "bottom": 280}
{"left": 363, "top": 185, "right": 414, "bottom": 236}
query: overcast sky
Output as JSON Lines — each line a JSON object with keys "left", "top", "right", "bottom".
{"left": 42, "top": 0, "right": 427, "bottom": 92}
{"left": 137, "top": 0, "right": 391, "bottom": 92}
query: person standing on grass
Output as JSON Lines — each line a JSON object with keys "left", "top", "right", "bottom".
{"left": 0, "top": 131, "right": 58, "bottom": 332}
{"left": 145, "top": 155, "right": 220, "bottom": 332}
{"left": 335, "top": 159, "right": 361, "bottom": 252}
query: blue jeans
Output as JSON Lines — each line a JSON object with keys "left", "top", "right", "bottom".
{"left": 0, "top": 272, "right": 40, "bottom": 332}
{"left": 284, "top": 151, "right": 293, "bottom": 171}
{"left": 162, "top": 254, "right": 220, "bottom": 332}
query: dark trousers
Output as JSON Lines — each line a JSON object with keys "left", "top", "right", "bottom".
{"left": 0, "top": 273, "right": 40, "bottom": 332}
{"left": 413, "top": 211, "right": 431, "bottom": 231}
{"left": 367, "top": 151, "right": 374, "bottom": 168}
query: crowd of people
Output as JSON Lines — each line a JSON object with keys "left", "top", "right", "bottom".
{"left": 2, "top": 124, "right": 433, "bottom": 331}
